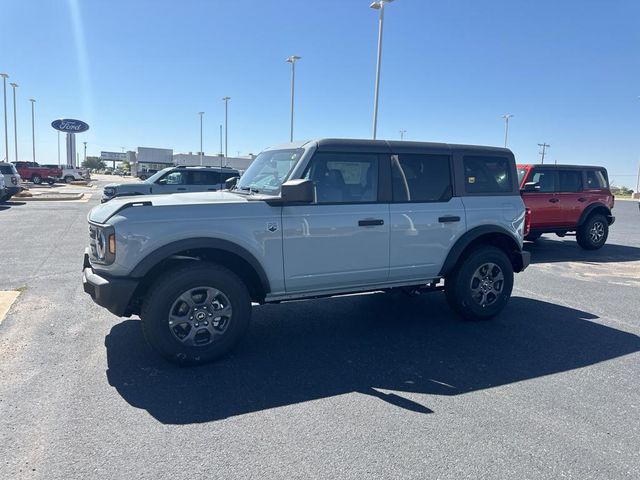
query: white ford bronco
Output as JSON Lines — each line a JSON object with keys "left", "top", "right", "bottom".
{"left": 83, "top": 139, "right": 530, "bottom": 364}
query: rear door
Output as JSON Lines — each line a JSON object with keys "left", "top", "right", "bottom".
{"left": 556, "top": 169, "right": 584, "bottom": 226}
{"left": 521, "top": 168, "right": 560, "bottom": 228}
{"left": 282, "top": 151, "right": 390, "bottom": 293}
{"left": 388, "top": 150, "right": 466, "bottom": 281}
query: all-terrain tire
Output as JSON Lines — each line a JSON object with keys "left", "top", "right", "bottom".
{"left": 140, "top": 263, "right": 252, "bottom": 365}
{"left": 31, "top": 174, "right": 42, "bottom": 184}
{"left": 576, "top": 213, "right": 608, "bottom": 250}
{"left": 445, "top": 246, "right": 514, "bottom": 321}
{"left": 64, "top": 175, "right": 75, "bottom": 183}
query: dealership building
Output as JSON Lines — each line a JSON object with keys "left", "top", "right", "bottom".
{"left": 101, "top": 147, "right": 254, "bottom": 175}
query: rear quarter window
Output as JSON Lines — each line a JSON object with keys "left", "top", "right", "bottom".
{"left": 463, "top": 156, "right": 513, "bottom": 194}
{"left": 585, "top": 170, "right": 608, "bottom": 189}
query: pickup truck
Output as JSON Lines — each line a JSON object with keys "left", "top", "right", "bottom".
{"left": 43, "top": 164, "right": 90, "bottom": 183}
{"left": 13, "top": 161, "right": 62, "bottom": 185}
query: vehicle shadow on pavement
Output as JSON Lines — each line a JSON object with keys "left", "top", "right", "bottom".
{"left": 105, "top": 294, "right": 639, "bottom": 425}
{"left": 526, "top": 240, "right": 640, "bottom": 264}
{"left": 0, "top": 201, "right": 27, "bottom": 211}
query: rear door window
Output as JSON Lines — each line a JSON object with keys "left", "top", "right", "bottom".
{"left": 190, "top": 171, "right": 220, "bottom": 185}
{"left": 558, "top": 170, "right": 582, "bottom": 193}
{"left": 585, "top": 170, "right": 608, "bottom": 189}
{"left": 391, "top": 154, "right": 452, "bottom": 202}
{"left": 463, "top": 156, "right": 513, "bottom": 194}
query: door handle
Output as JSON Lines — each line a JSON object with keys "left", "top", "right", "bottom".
{"left": 548, "top": 198, "right": 559, "bottom": 203}
{"left": 578, "top": 197, "right": 587, "bottom": 202}
{"left": 358, "top": 219, "right": 384, "bottom": 227}
{"left": 438, "top": 215, "right": 461, "bottom": 223}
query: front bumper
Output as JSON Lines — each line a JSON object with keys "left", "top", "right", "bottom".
{"left": 82, "top": 251, "right": 138, "bottom": 317}
{"left": 513, "top": 250, "right": 531, "bottom": 273}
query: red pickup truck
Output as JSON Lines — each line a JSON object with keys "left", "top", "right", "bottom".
{"left": 518, "top": 164, "right": 615, "bottom": 249}
{"left": 14, "top": 161, "right": 62, "bottom": 185}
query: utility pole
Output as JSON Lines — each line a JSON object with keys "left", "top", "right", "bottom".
{"left": 222, "top": 96, "right": 230, "bottom": 159}
{"left": 29, "top": 99, "right": 36, "bottom": 162}
{"left": 1, "top": 73, "right": 8, "bottom": 163}
{"left": 57, "top": 131, "right": 61, "bottom": 167}
{"left": 538, "top": 143, "right": 550, "bottom": 164}
{"left": 399, "top": 129, "right": 406, "bottom": 140}
{"left": 370, "top": 0, "right": 396, "bottom": 140}
{"left": 10, "top": 82, "right": 18, "bottom": 162}
{"left": 198, "top": 112, "right": 204, "bottom": 166}
{"left": 501, "top": 114, "right": 513, "bottom": 147}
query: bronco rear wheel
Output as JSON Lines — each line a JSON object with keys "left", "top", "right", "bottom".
{"left": 445, "top": 246, "right": 514, "bottom": 321}
{"left": 576, "top": 213, "right": 608, "bottom": 250}
{"left": 141, "top": 263, "right": 251, "bottom": 365}
{"left": 31, "top": 174, "right": 42, "bottom": 184}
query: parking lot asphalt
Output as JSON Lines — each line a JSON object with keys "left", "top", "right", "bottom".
{"left": 0, "top": 182, "right": 638, "bottom": 479}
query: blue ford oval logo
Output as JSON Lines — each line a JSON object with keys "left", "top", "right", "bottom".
{"left": 51, "top": 118, "right": 90, "bottom": 133}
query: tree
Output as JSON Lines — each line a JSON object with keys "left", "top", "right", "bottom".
{"left": 83, "top": 156, "right": 106, "bottom": 171}
{"left": 121, "top": 159, "right": 131, "bottom": 173}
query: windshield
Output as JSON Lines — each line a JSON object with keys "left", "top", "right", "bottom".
{"left": 236, "top": 148, "right": 304, "bottom": 194}
{"left": 145, "top": 168, "right": 172, "bottom": 184}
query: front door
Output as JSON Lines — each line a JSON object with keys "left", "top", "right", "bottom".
{"left": 282, "top": 152, "right": 389, "bottom": 293}
{"left": 521, "top": 168, "right": 560, "bottom": 228}
{"left": 153, "top": 170, "right": 189, "bottom": 194}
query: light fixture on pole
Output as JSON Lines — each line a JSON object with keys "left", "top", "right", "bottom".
{"left": 198, "top": 112, "right": 205, "bottom": 166}
{"left": 9, "top": 82, "right": 18, "bottom": 162}
{"left": 222, "top": 97, "right": 230, "bottom": 160}
{"left": 538, "top": 143, "right": 550, "bottom": 164}
{"left": 29, "top": 99, "right": 36, "bottom": 162}
{"left": 286, "top": 55, "right": 301, "bottom": 143}
{"left": 501, "top": 114, "right": 513, "bottom": 147}
{"left": 1, "top": 73, "right": 8, "bottom": 163}
{"left": 370, "top": 0, "right": 395, "bottom": 140}
{"left": 399, "top": 129, "right": 406, "bottom": 140}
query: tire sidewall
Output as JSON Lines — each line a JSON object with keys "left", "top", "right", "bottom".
{"left": 448, "top": 247, "right": 514, "bottom": 320}
{"left": 141, "top": 264, "right": 251, "bottom": 365}
{"left": 578, "top": 214, "right": 608, "bottom": 250}
{"left": 32, "top": 174, "right": 42, "bottom": 184}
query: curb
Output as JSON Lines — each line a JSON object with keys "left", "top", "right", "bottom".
{"left": 16, "top": 193, "right": 85, "bottom": 201}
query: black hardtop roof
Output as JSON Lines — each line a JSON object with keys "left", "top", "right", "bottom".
{"left": 314, "top": 138, "right": 511, "bottom": 155}
{"left": 518, "top": 164, "right": 608, "bottom": 171}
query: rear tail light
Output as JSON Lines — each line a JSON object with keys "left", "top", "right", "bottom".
{"left": 524, "top": 208, "right": 531, "bottom": 237}
{"left": 11, "top": 176, "right": 17, "bottom": 185}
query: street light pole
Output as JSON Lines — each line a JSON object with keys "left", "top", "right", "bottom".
{"left": 286, "top": 55, "right": 301, "bottom": 143}
{"left": 399, "top": 129, "right": 406, "bottom": 140}
{"left": 370, "top": 0, "right": 395, "bottom": 140}
{"left": 538, "top": 143, "right": 550, "bottom": 164}
{"left": 29, "top": 99, "right": 36, "bottom": 162}
{"left": 1, "top": 73, "right": 8, "bottom": 163}
{"left": 222, "top": 97, "right": 230, "bottom": 159}
{"left": 57, "top": 131, "right": 61, "bottom": 167}
{"left": 198, "top": 112, "right": 204, "bottom": 166}
{"left": 9, "top": 83, "right": 18, "bottom": 162}
{"left": 83, "top": 141, "right": 87, "bottom": 165}
{"left": 501, "top": 114, "right": 513, "bottom": 147}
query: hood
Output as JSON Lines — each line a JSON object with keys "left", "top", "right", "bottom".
{"left": 89, "top": 190, "right": 250, "bottom": 224}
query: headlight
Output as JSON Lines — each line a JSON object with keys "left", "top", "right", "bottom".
{"left": 89, "top": 223, "right": 116, "bottom": 264}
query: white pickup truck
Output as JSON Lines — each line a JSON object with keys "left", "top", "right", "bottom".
{"left": 43, "top": 164, "right": 90, "bottom": 183}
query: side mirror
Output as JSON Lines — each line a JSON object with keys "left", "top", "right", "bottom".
{"left": 225, "top": 176, "right": 239, "bottom": 189}
{"left": 280, "top": 179, "right": 314, "bottom": 204}
{"left": 522, "top": 182, "right": 539, "bottom": 192}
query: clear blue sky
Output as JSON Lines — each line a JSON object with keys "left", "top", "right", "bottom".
{"left": 1, "top": 0, "right": 639, "bottom": 186}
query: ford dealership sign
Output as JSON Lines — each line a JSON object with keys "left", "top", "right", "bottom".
{"left": 51, "top": 118, "right": 90, "bottom": 133}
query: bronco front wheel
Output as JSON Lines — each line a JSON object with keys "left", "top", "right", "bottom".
{"left": 141, "top": 263, "right": 251, "bottom": 365}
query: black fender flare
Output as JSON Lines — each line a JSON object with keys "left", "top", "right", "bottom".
{"left": 439, "top": 225, "right": 522, "bottom": 277}
{"left": 129, "top": 237, "right": 271, "bottom": 294}
{"left": 577, "top": 202, "right": 612, "bottom": 226}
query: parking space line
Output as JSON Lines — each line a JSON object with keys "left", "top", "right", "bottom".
{"left": 0, "top": 291, "right": 20, "bottom": 326}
